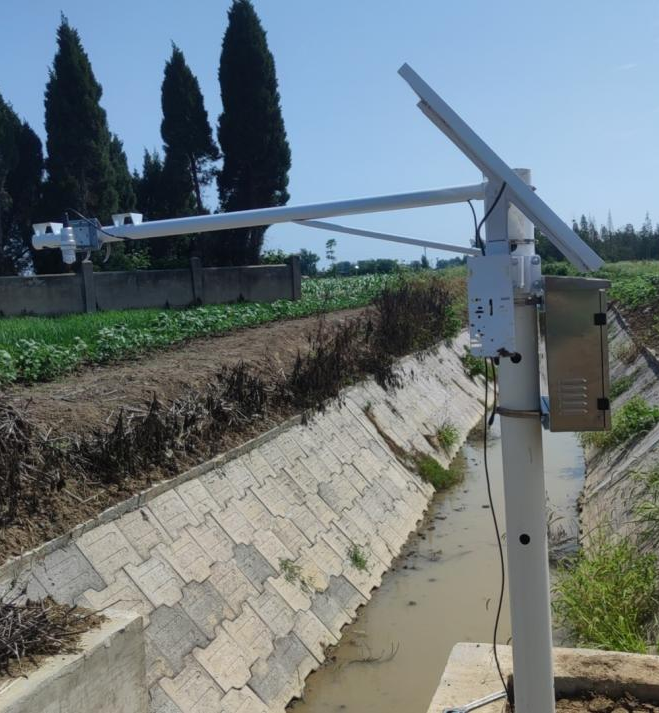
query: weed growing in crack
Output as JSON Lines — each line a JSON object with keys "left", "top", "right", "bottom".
{"left": 348, "top": 544, "right": 369, "bottom": 572}
{"left": 436, "top": 422, "right": 459, "bottom": 452}
{"left": 581, "top": 396, "right": 659, "bottom": 450}
{"left": 415, "top": 454, "right": 462, "bottom": 491}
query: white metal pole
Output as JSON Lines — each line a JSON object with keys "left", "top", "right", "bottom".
{"left": 493, "top": 169, "right": 555, "bottom": 713}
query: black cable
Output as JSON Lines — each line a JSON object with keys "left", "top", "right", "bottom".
{"left": 483, "top": 357, "right": 512, "bottom": 705}
{"left": 475, "top": 181, "right": 507, "bottom": 254}
{"left": 467, "top": 199, "right": 483, "bottom": 255}
{"left": 65, "top": 208, "right": 140, "bottom": 241}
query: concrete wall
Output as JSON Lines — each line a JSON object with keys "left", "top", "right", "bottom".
{"left": 580, "top": 309, "right": 659, "bottom": 542}
{"left": 0, "top": 333, "right": 484, "bottom": 713}
{"left": 0, "top": 258, "right": 301, "bottom": 316}
{"left": 0, "top": 610, "right": 146, "bottom": 713}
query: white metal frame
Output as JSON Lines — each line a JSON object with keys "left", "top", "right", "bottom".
{"left": 32, "top": 65, "right": 606, "bottom": 713}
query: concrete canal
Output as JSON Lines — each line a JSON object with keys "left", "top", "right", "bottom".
{"left": 290, "top": 422, "right": 585, "bottom": 713}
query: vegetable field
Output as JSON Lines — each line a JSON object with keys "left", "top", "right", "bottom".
{"left": 0, "top": 274, "right": 400, "bottom": 384}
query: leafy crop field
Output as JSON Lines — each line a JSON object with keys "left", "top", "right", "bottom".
{"left": 0, "top": 274, "right": 402, "bottom": 384}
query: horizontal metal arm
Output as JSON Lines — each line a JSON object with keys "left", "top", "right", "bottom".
{"left": 296, "top": 219, "right": 480, "bottom": 256}
{"left": 32, "top": 182, "right": 487, "bottom": 250}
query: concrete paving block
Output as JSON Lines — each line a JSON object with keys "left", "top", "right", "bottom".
{"left": 117, "top": 507, "right": 174, "bottom": 560}
{"left": 249, "top": 633, "right": 316, "bottom": 709}
{"left": 147, "top": 490, "right": 200, "bottom": 539}
{"left": 251, "top": 530, "right": 294, "bottom": 571}
{"left": 292, "top": 554, "right": 330, "bottom": 594}
{"left": 306, "top": 537, "right": 344, "bottom": 580}
{"left": 327, "top": 433, "right": 357, "bottom": 465}
{"left": 275, "top": 431, "right": 307, "bottom": 464}
{"left": 146, "top": 604, "right": 209, "bottom": 677}
{"left": 249, "top": 584, "right": 296, "bottom": 638}
{"left": 200, "top": 468, "right": 241, "bottom": 508}
{"left": 258, "top": 440, "right": 291, "bottom": 474}
{"left": 148, "top": 683, "right": 185, "bottom": 713}
{"left": 377, "top": 520, "right": 407, "bottom": 555}
{"left": 340, "top": 463, "right": 370, "bottom": 494}
{"left": 273, "top": 469, "right": 307, "bottom": 505}
{"left": 31, "top": 544, "right": 105, "bottom": 605}
{"left": 160, "top": 658, "right": 225, "bottom": 713}
{"left": 235, "top": 490, "right": 276, "bottom": 531}
{"left": 0, "top": 565, "right": 48, "bottom": 602}
{"left": 267, "top": 573, "right": 312, "bottom": 612}
{"left": 176, "top": 478, "right": 224, "bottom": 521}
{"left": 180, "top": 579, "right": 236, "bottom": 637}
{"left": 208, "top": 560, "right": 259, "bottom": 614}
{"left": 234, "top": 543, "right": 278, "bottom": 592}
{"left": 252, "top": 479, "right": 291, "bottom": 518}
{"left": 223, "top": 602, "right": 274, "bottom": 663}
{"left": 292, "top": 609, "right": 338, "bottom": 662}
{"left": 325, "top": 575, "right": 367, "bottom": 618}
{"left": 76, "top": 522, "right": 142, "bottom": 585}
{"left": 303, "top": 492, "right": 337, "bottom": 528}
{"left": 318, "top": 479, "right": 359, "bottom": 513}
{"left": 193, "top": 627, "right": 252, "bottom": 690}
{"left": 244, "top": 450, "right": 277, "bottom": 486}
{"left": 271, "top": 517, "right": 311, "bottom": 557}
{"left": 187, "top": 515, "right": 235, "bottom": 563}
{"left": 309, "top": 587, "right": 351, "bottom": 638}
{"left": 145, "top": 632, "right": 176, "bottom": 688}
{"left": 154, "top": 530, "right": 212, "bottom": 584}
{"left": 299, "top": 453, "right": 333, "bottom": 483}
{"left": 78, "top": 570, "right": 153, "bottom": 626}
{"left": 218, "top": 687, "right": 268, "bottom": 713}
{"left": 125, "top": 556, "right": 185, "bottom": 608}
{"left": 214, "top": 506, "right": 256, "bottom": 545}
{"left": 286, "top": 504, "right": 325, "bottom": 542}
{"left": 282, "top": 460, "right": 319, "bottom": 495}
{"left": 219, "top": 459, "right": 258, "bottom": 497}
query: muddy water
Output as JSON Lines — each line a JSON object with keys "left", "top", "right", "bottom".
{"left": 291, "top": 421, "right": 584, "bottom": 713}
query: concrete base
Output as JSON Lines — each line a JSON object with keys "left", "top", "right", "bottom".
{"left": 0, "top": 610, "right": 146, "bottom": 713}
{"left": 427, "top": 643, "right": 659, "bottom": 712}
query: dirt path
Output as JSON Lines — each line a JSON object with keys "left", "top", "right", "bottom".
{"left": 0, "top": 307, "right": 373, "bottom": 560}
{"left": 3, "top": 307, "right": 368, "bottom": 436}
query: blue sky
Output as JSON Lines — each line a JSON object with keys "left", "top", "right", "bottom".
{"left": 1, "top": 1, "right": 658, "bottom": 266}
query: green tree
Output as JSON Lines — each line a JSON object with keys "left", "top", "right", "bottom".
{"left": 133, "top": 149, "right": 188, "bottom": 267}
{"left": 161, "top": 44, "right": 218, "bottom": 214}
{"left": 0, "top": 95, "right": 43, "bottom": 275}
{"left": 325, "top": 238, "right": 336, "bottom": 264}
{"left": 42, "top": 16, "right": 118, "bottom": 250}
{"left": 299, "top": 248, "right": 319, "bottom": 276}
{"left": 109, "top": 134, "right": 135, "bottom": 212}
{"left": 216, "top": 0, "right": 291, "bottom": 265}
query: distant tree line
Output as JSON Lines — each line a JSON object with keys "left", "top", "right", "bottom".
{"left": 0, "top": 1, "right": 290, "bottom": 275}
{"left": 537, "top": 212, "right": 659, "bottom": 265}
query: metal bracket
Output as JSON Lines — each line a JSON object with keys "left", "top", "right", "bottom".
{"left": 443, "top": 689, "right": 508, "bottom": 713}
{"left": 496, "top": 406, "right": 542, "bottom": 420}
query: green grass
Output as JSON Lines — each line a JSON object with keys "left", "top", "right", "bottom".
{"left": 553, "top": 535, "right": 659, "bottom": 653}
{"left": 415, "top": 454, "right": 462, "bottom": 491}
{"left": 0, "top": 274, "right": 401, "bottom": 384}
{"left": 347, "top": 544, "right": 369, "bottom": 572}
{"left": 610, "top": 372, "right": 637, "bottom": 399}
{"left": 581, "top": 396, "right": 659, "bottom": 450}
{"left": 633, "top": 469, "right": 659, "bottom": 549}
{"left": 436, "top": 422, "right": 459, "bottom": 452}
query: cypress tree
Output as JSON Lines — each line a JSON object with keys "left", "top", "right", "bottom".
{"left": 161, "top": 44, "right": 218, "bottom": 214}
{"left": 0, "top": 95, "right": 43, "bottom": 275}
{"left": 42, "top": 16, "right": 118, "bottom": 232}
{"left": 216, "top": 0, "right": 291, "bottom": 265}
{"left": 109, "top": 134, "right": 136, "bottom": 212}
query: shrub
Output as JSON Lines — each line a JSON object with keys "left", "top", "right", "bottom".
{"left": 436, "top": 422, "right": 459, "bottom": 452}
{"left": 460, "top": 347, "right": 495, "bottom": 380}
{"left": 610, "top": 373, "right": 637, "bottom": 400}
{"left": 581, "top": 396, "right": 659, "bottom": 450}
{"left": 553, "top": 536, "right": 659, "bottom": 653}
{"left": 416, "top": 454, "right": 462, "bottom": 491}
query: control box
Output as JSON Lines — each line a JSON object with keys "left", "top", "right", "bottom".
{"left": 543, "top": 275, "right": 611, "bottom": 432}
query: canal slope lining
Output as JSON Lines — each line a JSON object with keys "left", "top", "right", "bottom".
{"left": 580, "top": 309, "right": 659, "bottom": 542}
{"left": 0, "top": 332, "right": 484, "bottom": 713}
